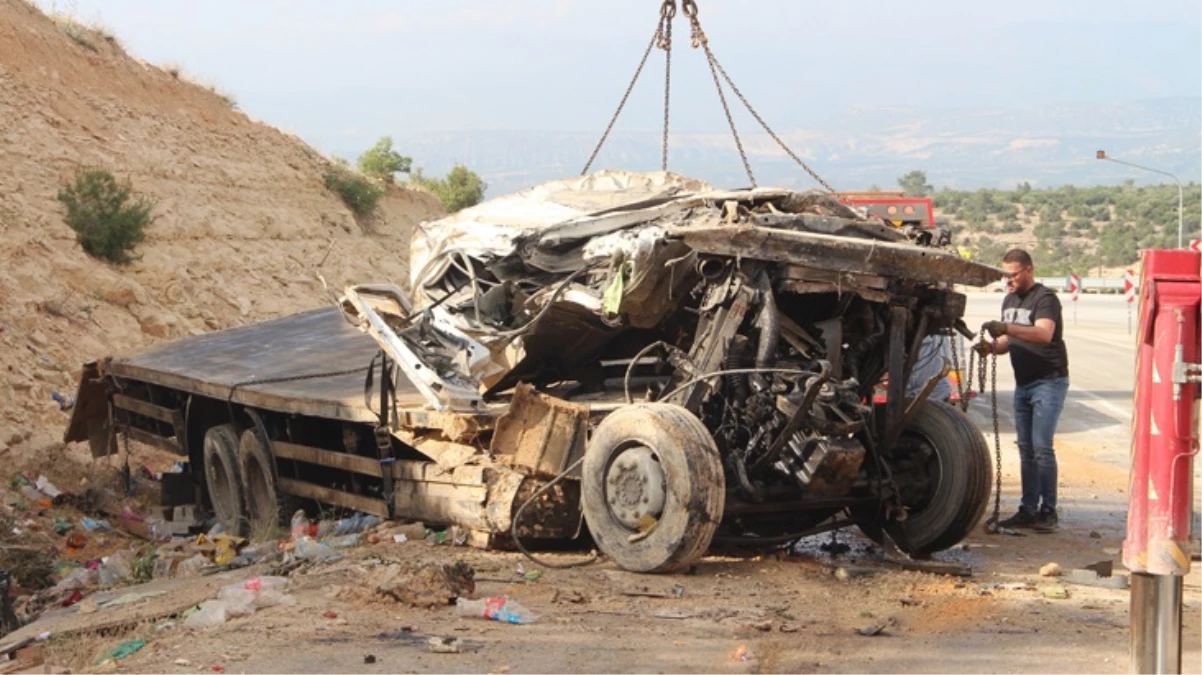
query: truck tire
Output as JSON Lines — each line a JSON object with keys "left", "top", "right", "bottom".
{"left": 239, "top": 427, "right": 281, "bottom": 540}
{"left": 884, "top": 400, "right": 992, "bottom": 555}
{"left": 581, "top": 403, "right": 725, "bottom": 573}
{"left": 203, "top": 424, "right": 247, "bottom": 537}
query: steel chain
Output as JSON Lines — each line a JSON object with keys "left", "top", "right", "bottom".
{"left": 581, "top": 24, "right": 662, "bottom": 175}
{"left": 659, "top": 2, "right": 674, "bottom": 171}
{"left": 989, "top": 351, "right": 1001, "bottom": 529}
{"left": 703, "top": 51, "right": 837, "bottom": 193}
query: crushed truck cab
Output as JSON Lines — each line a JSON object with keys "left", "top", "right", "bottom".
{"left": 67, "top": 170, "right": 1002, "bottom": 572}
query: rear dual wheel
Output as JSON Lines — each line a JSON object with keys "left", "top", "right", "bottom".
{"left": 202, "top": 423, "right": 282, "bottom": 539}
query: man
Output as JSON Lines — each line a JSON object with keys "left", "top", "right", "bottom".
{"left": 976, "top": 249, "right": 1070, "bottom": 531}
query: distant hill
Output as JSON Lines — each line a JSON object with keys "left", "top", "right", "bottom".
{"left": 369, "top": 97, "right": 1201, "bottom": 197}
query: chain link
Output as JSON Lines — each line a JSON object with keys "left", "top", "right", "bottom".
{"left": 581, "top": 24, "right": 662, "bottom": 175}
{"left": 584, "top": 0, "right": 836, "bottom": 192}
{"left": 989, "top": 351, "right": 1001, "bottom": 529}
{"left": 659, "top": 3, "right": 674, "bottom": 171}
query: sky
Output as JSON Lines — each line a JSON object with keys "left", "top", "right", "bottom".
{"left": 38, "top": 0, "right": 1202, "bottom": 172}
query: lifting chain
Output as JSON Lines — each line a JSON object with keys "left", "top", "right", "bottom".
{"left": 583, "top": 0, "right": 837, "bottom": 194}
{"left": 979, "top": 342, "right": 1003, "bottom": 533}
{"left": 658, "top": 0, "right": 675, "bottom": 171}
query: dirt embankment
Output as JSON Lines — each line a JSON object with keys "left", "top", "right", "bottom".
{"left": 0, "top": 0, "right": 444, "bottom": 465}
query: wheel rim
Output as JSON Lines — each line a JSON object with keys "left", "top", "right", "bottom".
{"left": 892, "top": 431, "right": 943, "bottom": 514}
{"left": 604, "top": 444, "right": 667, "bottom": 530}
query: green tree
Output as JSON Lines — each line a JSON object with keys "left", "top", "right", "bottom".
{"left": 897, "top": 170, "right": 933, "bottom": 197}
{"left": 414, "top": 164, "right": 487, "bottom": 212}
{"left": 56, "top": 167, "right": 154, "bottom": 264}
{"left": 356, "top": 136, "right": 412, "bottom": 183}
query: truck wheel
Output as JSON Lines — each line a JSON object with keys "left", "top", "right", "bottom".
{"left": 239, "top": 427, "right": 281, "bottom": 539}
{"left": 884, "top": 400, "right": 992, "bottom": 555}
{"left": 581, "top": 403, "right": 724, "bottom": 573}
{"left": 203, "top": 424, "right": 247, "bottom": 537}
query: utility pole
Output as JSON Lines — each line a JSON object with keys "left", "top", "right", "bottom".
{"left": 1096, "top": 150, "right": 1187, "bottom": 249}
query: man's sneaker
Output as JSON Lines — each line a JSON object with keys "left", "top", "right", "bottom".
{"left": 997, "top": 508, "right": 1037, "bottom": 529}
{"left": 1033, "top": 508, "right": 1059, "bottom": 532}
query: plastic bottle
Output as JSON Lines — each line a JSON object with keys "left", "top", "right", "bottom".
{"left": 455, "top": 597, "right": 538, "bottom": 624}
{"left": 316, "top": 513, "right": 381, "bottom": 539}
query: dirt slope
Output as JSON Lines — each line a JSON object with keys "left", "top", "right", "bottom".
{"left": 0, "top": 0, "right": 444, "bottom": 464}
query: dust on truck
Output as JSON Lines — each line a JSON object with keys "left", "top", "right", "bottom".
{"left": 65, "top": 171, "right": 1003, "bottom": 573}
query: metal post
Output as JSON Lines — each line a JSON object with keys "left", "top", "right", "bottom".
{"left": 1131, "top": 573, "right": 1183, "bottom": 674}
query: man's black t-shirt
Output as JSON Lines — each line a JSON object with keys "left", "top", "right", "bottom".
{"left": 1000, "top": 283, "right": 1069, "bottom": 386}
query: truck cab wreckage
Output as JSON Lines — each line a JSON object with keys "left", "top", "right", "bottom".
{"left": 67, "top": 170, "right": 1003, "bottom": 573}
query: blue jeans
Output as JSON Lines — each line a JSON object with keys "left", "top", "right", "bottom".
{"left": 1013, "top": 376, "right": 1069, "bottom": 512}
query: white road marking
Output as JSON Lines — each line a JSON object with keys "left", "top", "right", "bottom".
{"left": 1072, "top": 388, "right": 1133, "bottom": 419}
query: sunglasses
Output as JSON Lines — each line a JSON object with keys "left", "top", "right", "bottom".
{"left": 1001, "top": 267, "right": 1029, "bottom": 280}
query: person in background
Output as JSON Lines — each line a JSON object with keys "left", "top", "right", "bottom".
{"left": 975, "top": 248, "right": 1069, "bottom": 532}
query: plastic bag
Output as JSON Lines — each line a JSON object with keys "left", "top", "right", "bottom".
{"left": 183, "top": 601, "right": 229, "bottom": 629}
{"left": 294, "top": 538, "right": 343, "bottom": 563}
{"left": 52, "top": 567, "right": 97, "bottom": 593}
{"left": 175, "top": 553, "right": 211, "bottom": 578}
{"left": 99, "top": 550, "right": 135, "bottom": 585}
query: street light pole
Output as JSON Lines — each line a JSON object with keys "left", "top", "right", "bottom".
{"left": 1096, "top": 150, "right": 1186, "bottom": 249}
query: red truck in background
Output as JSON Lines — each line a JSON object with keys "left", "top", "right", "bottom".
{"left": 837, "top": 192, "right": 968, "bottom": 405}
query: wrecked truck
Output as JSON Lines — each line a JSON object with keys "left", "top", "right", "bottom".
{"left": 66, "top": 171, "right": 1002, "bottom": 573}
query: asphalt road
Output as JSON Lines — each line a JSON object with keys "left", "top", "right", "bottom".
{"left": 962, "top": 290, "right": 1202, "bottom": 539}
{"left": 960, "top": 291, "right": 1138, "bottom": 470}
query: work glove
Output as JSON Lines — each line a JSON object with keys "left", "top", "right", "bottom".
{"left": 982, "top": 320, "right": 1008, "bottom": 338}
{"left": 972, "top": 340, "right": 994, "bottom": 357}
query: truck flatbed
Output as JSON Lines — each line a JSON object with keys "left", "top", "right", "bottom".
{"left": 107, "top": 307, "right": 426, "bottom": 423}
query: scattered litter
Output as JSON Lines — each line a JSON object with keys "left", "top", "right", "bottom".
{"left": 456, "top": 597, "right": 537, "bottom": 624}
{"left": 1039, "top": 562, "right": 1062, "bottom": 577}
{"left": 211, "top": 665, "right": 225, "bottom": 672}
{"left": 294, "top": 538, "right": 343, "bottom": 563}
{"left": 731, "top": 645, "right": 751, "bottom": 661}
{"left": 317, "top": 513, "right": 380, "bottom": 538}
{"left": 80, "top": 518, "right": 111, "bottom": 532}
{"left": 323, "top": 610, "right": 339, "bottom": 619}
{"left": 1043, "top": 586, "right": 1070, "bottom": 599}
{"left": 35, "top": 477, "right": 62, "bottom": 499}
{"left": 96, "top": 639, "right": 145, "bottom": 665}
{"left": 184, "top": 576, "right": 294, "bottom": 628}
{"left": 392, "top": 534, "right": 408, "bottom": 544}
{"left": 173, "top": 659, "right": 190, "bottom": 666}
{"left": 426, "top": 636, "right": 462, "bottom": 654}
